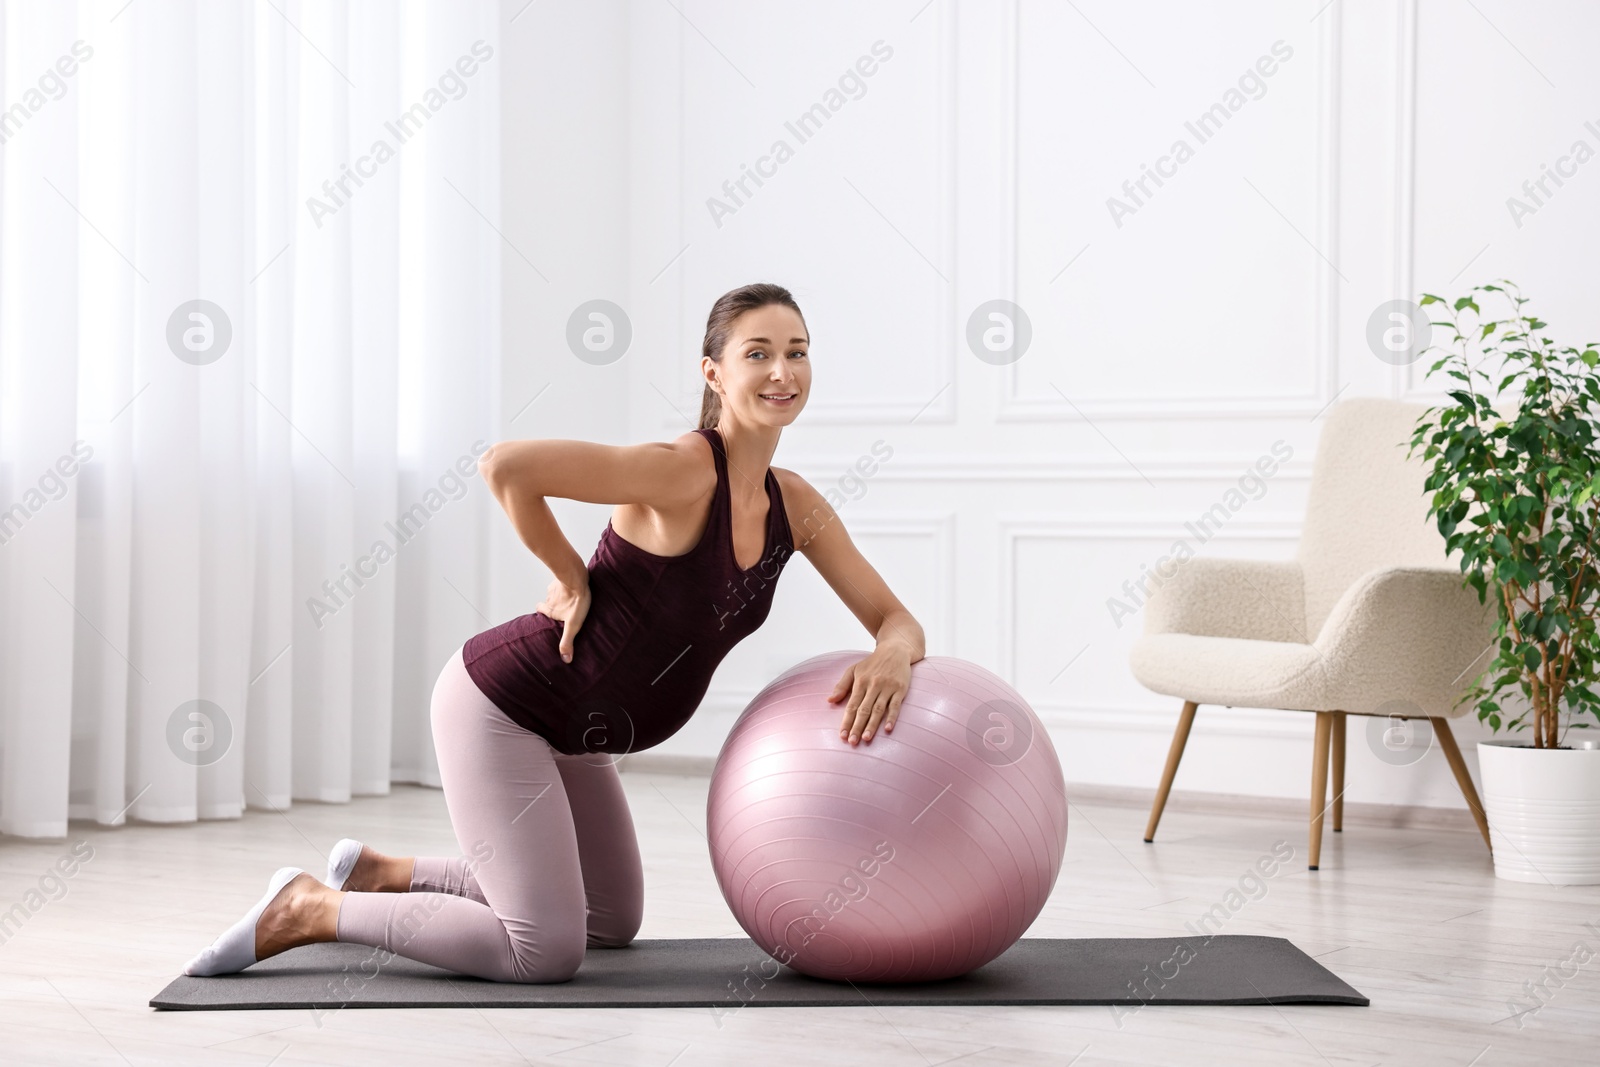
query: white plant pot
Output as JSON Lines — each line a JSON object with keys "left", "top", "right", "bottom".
{"left": 1477, "top": 738, "right": 1600, "bottom": 884}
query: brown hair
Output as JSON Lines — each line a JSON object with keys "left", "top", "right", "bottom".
{"left": 698, "top": 283, "right": 807, "bottom": 431}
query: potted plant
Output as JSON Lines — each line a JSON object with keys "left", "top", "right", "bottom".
{"left": 1409, "top": 279, "right": 1600, "bottom": 885}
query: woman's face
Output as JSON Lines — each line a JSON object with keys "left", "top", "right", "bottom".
{"left": 705, "top": 304, "right": 811, "bottom": 428}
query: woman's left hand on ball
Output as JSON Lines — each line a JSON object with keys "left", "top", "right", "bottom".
{"left": 828, "top": 650, "right": 910, "bottom": 745}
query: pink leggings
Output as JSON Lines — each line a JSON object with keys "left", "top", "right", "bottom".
{"left": 334, "top": 644, "right": 644, "bottom": 982}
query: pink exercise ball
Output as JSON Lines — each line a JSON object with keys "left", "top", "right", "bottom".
{"left": 707, "top": 651, "right": 1068, "bottom": 983}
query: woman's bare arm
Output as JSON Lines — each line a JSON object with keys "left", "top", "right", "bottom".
{"left": 778, "top": 469, "right": 925, "bottom": 659}
{"left": 478, "top": 436, "right": 711, "bottom": 583}
{"left": 775, "top": 469, "right": 926, "bottom": 745}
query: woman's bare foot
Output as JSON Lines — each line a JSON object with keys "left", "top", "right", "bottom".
{"left": 254, "top": 872, "right": 342, "bottom": 960}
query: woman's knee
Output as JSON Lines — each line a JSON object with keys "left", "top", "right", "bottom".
{"left": 587, "top": 935, "right": 634, "bottom": 950}
{"left": 586, "top": 925, "right": 638, "bottom": 950}
{"left": 587, "top": 901, "right": 643, "bottom": 949}
{"left": 502, "top": 924, "right": 587, "bottom": 983}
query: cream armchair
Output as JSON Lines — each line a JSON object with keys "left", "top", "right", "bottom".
{"left": 1129, "top": 398, "right": 1496, "bottom": 869}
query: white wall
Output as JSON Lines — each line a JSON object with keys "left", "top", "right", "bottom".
{"left": 491, "top": 0, "right": 632, "bottom": 618}
{"left": 497, "top": 0, "right": 1600, "bottom": 812}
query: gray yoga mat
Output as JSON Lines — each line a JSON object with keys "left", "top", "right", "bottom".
{"left": 151, "top": 935, "right": 1367, "bottom": 1010}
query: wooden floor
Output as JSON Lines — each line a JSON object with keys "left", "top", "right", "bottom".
{"left": 1, "top": 775, "right": 1596, "bottom": 1066}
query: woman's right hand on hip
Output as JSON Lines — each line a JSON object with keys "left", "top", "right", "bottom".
{"left": 534, "top": 573, "right": 591, "bottom": 663}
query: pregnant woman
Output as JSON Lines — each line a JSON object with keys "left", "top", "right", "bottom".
{"left": 184, "top": 282, "right": 926, "bottom": 983}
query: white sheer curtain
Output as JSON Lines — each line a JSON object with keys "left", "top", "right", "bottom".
{"left": 0, "top": 0, "right": 501, "bottom": 838}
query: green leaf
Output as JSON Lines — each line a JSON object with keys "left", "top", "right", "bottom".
{"left": 1420, "top": 294, "right": 1441, "bottom": 305}
{"left": 1456, "top": 297, "right": 1480, "bottom": 312}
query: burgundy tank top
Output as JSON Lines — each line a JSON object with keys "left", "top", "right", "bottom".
{"left": 462, "top": 427, "right": 796, "bottom": 755}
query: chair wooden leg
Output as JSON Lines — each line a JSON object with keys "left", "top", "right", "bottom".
{"left": 1430, "top": 716, "right": 1493, "bottom": 854}
{"left": 1144, "top": 701, "right": 1198, "bottom": 843}
{"left": 1309, "top": 711, "right": 1333, "bottom": 870}
{"left": 1331, "top": 711, "right": 1346, "bottom": 832}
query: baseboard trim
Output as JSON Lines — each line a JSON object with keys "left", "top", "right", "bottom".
{"left": 615, "top": 755, "right": 1479, "bottom": 833}
{"left": 616, "top": 753, "right": 716, "bottom": 777}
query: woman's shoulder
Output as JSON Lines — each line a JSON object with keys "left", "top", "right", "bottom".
{"left": 607, "top": 432, "right": 720, "bottom": 552}
{"left": 770, "top": 467, "right": 831, "bottom": 551}
{"left": 673, "top": 427, "right": 716, "bottom": 456}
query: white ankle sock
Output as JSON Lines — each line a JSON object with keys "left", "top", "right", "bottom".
{"left": 324, "top": 838, "right": 364, "bottom": 891}
{"left": 184, "top": 866, "right": 303, "bottom": 977}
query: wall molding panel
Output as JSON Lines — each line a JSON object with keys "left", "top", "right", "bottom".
{"left": 996, "top": 0, "right": 1344, "bottom": 422}
{"left": 608, "top": 0, "right": 1545, "bottom": 813}
{"left": 663, "top": 0, "right": 960, "bottom": 430}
